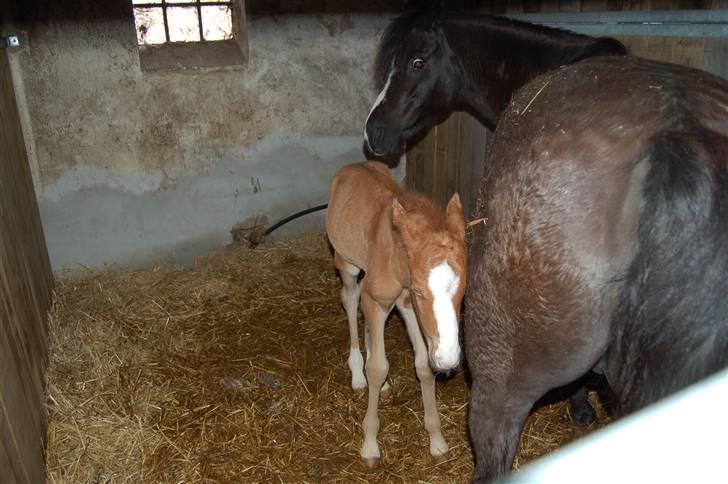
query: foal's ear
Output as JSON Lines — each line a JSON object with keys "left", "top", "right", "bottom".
{"left": 392, "top": 198, "right": 416, "bottom": 240}
{"left": 392, "top": 198, "right": 407, "bottom": 226}
{"left": 446, "top": 193, "right": 466, "bottom": 241}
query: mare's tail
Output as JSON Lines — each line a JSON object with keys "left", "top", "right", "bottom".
{"left": 607, "top": 126, "right": 728, "bottom": 415}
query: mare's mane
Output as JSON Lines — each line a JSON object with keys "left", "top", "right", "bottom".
{"left": 373, "top": 10, "right": 622, "bottom": 89}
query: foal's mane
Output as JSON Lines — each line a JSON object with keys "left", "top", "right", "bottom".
{"left": 396, "top": 190, "right": 448, "bottom": 232}
{"left": 373, "top": 9, "right": 624, "bottom": 89}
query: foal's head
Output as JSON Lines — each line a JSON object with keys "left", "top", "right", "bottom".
{"left": 365, "top": 10, "right": 464, "bottom": 157}
{"left": 392, "top": 192, "right": 467, "bottom": 372}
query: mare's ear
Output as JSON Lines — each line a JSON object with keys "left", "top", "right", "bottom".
{"left": 392, "top": 198, "right": 416, "bottom": 243}
{"left": 446, "top": 193, "right": 466, "bottom": 242}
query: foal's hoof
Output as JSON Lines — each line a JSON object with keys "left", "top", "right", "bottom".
{"left": 380, "top": 382, "right": 393, "bottom": 399}
{"left": 362, "top": 456, "right": 381, "bottom": 469}
{"left": 431, "top": 452, "right": 448, "bottom": 465}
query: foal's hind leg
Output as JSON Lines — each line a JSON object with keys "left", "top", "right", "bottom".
{"left": 396, "top": 292, "right": 448, "bottom": 461}
{"left": 359, "top": 291, "right": 391, "bottom": 467}
{"left": 334, "top": 253, "right": 366, "bottom": 390}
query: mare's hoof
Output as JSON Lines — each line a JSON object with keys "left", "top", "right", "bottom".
{"left": 570, "top": 402, "right": 597, "bottom": 426}
{"left": 362, "top": 456, "right": 381, "bottom": 469}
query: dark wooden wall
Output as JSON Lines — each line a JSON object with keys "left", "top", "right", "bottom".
{"left": 0, "top": 50, "right": 53, "bottom": 483}
{"left": 469, "top": 0, "right": 720, "bottom": 12}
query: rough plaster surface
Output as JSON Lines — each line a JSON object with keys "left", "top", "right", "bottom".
{"left": 40, "top": 133, "right": 370, "bottom": 269}
{"left": 9, "top": 13, "right": 395, "bottom": 270}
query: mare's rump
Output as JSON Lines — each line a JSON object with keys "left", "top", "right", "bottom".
{"left": 465, "top": 56, "right": 728, "bottom": 480}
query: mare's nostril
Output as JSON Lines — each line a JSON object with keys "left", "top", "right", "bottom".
{"left": 374, "top": 126, "right": 385, "bottom": 145}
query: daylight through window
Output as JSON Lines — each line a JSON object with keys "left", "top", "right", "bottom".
{"left": 132, "top": 0, "right": 234, "bottom": 45}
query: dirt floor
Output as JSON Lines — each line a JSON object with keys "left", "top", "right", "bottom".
{"left": 46, "top": 231, "right": 608, "bottom": 483}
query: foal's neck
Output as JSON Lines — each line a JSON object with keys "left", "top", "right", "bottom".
{"left": 443, "top": 15, "right": 613, "bottom": 128}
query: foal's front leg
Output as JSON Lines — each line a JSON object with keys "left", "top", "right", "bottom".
{"left": 396, "top": 292, "right": 448, "bottom": 461}
{"left": 359, "top": 291, "right": 391, "bottom": 467}
{"left": 334, "top": 253, "right": 366, "bottom": 390}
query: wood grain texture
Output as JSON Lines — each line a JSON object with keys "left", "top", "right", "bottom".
{"left": 0, "top": 50, "right": 53, "bottom": 484}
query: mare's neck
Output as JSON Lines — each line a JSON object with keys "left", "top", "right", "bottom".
{"left": 443, "top": 16, "right": 609, "bottom": 129}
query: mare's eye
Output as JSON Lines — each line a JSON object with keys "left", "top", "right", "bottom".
{"left": 412, "top": 58, "right": 425, "bottom": 70}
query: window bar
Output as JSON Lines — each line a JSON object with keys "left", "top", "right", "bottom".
{"left": 161, "top": 0, "right": 170, "bottom": 42}
{"left": 196, "top": 0, "right": 204, "bottom": 41}
{"left": 134, "top": 2, "right": 231, "bottom": 7}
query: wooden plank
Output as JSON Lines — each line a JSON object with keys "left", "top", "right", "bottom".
{"left": 671, "top": 37, "right": 705, "bottom": 69}
{"left": 650, "top": 0, "right": 680, "bottom": 9}
{"left": 540, "top": 0, "right": 560, "bottom": 12}
{"left": 405, "top": 145, "right": 418, "bottom": 190}
{"left": 415, "top": 144, "right": 426, "bottom": 193}
{"left": 506, "top": 0, "right": 525, "bottom": 13}
{"left": 704, "top": 38, "right": 728, "bottom": 80}
{"left": 522, "top": 0, "right": 542, "bottom": 12}
{"left": 616, "top": 35, "right": 650, "bottom": 57}
{"left": 434, "top": 118, "right": 449, "bottom": 206}
{"left": 491, "top": 0, "right": 509, "bottom": 13}
{"left": 580, "top": 0, "right": 609, "bottom": 11}
{"left": 652, "top": 36, "right": 678, "bottom": 63}
{"left": 606, "top": 0, "right": 624, "bottom": 10}
{"left": 0, "top": 49, "right": 53, "bottom": 484}
{"left": 458, "top": 114, "right": 475, "bottom": 217}
{"left": 0, "top": 435, "right": 17, "bottom": 480}
{"left": 421, "top": 125, "right": 435, "bottom": 198}
{"left": 559, "top": 0, "right": 582, "bottom": 12}
{"left": 446, "top": 113, "right": 463, "bottom": 207}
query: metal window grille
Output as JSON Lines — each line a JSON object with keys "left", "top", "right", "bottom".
{"left": 133, "top": 0, "right": 234, "bottom": 44}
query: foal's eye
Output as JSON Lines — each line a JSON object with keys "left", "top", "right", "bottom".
{"left": 412, "top": 58, "right": 425, "bottom": 70}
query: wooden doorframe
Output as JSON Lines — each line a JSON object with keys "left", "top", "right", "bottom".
{"left": 0, "top": 48, "right": 54, "bottom": 484}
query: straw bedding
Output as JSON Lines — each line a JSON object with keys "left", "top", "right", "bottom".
{"left": 47, "top": 231, "right": 608, "bottom": 483}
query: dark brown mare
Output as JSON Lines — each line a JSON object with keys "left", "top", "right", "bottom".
{"left": 363, "top": 8, "right": 628, "bottom": 424}
{"left": 363, "top": 9, "right": 728, "bottom": 482}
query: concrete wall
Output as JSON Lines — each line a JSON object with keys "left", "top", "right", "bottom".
{"left": 4, "top": 3, "right": 399, "bottom": 270}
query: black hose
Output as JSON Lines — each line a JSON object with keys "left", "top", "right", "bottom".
{"left": 263, "top": 203, "right": 328, "bottom": 236}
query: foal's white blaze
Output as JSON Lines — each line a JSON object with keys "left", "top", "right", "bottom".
{"left": 363, "top": 67, "right": 395, "bottom": 149}
{"left": 428, "top": 261, "right": 461, "bottom": 370}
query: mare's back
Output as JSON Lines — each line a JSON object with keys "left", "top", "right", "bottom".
{"left": 327, "top": 161, "right": 400, "bottom": 268}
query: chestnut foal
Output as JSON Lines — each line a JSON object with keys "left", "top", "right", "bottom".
{"left": 326, "top": 161, "right": 467, "bottom": 467}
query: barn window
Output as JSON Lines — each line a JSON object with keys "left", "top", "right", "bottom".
{"left": 132, "top": 0, "right": 248, "bottom": 71}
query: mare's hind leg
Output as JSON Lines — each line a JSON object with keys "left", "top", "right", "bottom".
{"left": 396, "top": 291, "right": 448, "bottom": 461}
{"left": 359, "top": 291, "right": 391, "bottom": 467}
{"left": 334, "top": 253, "right": 365, "bottom": 390}
{"left": 469, "top": 380, "right": 536, "bottom": 482}
{"left": 569, "top": 386, "right": 597, "bottom": 426}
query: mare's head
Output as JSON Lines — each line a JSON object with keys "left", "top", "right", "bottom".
{"left": 365, "top": 10, "right": 464, "bottom": 156}
{"left": 364, "top": 9, "right": 630, "bottom": 157}
{"left": 392, "top": 192, "right": 467, "bottom": 371}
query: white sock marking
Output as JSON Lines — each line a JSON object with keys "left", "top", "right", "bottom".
{"left": 348, "top": 348, "right": 366, "bottom": 390}
{"left": 363, "top": 65, "right": 395, "bottom": 149}
{"left": 428, "top": 262, "right": 461, "bottom": 369}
